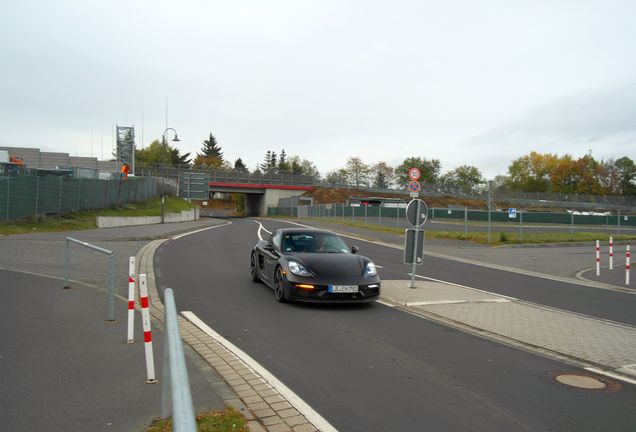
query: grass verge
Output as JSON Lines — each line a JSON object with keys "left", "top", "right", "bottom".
{"left": 280, "top": 216, "right": 636, "bottom": 246}
{"left": 146, "top": 408, "right": 248, "bottom": 432}
{"left": 0, "top": 197, "right": 194, "bottom": 235}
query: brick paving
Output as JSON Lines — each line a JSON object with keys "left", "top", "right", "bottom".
{"left": 137, "top": 239, "right": 323, "bottom": 432}
{"left": 382, "top": 280, "right": 636, "bottom": 379}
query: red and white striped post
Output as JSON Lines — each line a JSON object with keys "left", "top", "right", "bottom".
{"left": 139, "top": 274, "right": 157, "bottom": 383}
{"left": 596, "top": 240, "right": 600, "bottom": 276}
{"left": 127, "top": 257, "right": 136, "bottom": 343}
{"left": 609, "top": 237, "right": 614, "bottom": 270}
{"left": 627, "top": 246, "right": 631, "bottom": 286}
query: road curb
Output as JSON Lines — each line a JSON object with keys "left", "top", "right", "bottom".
{"left": 136, "top": 237, "right": 329, "bottom": 432}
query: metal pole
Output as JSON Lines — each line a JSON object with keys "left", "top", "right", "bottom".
{"left": 77, "top": 178, "right": 81, "bottom": 211}
{"left": 397, "top": 206, "right": 400, "bottom": 228}
{"left": 108, "top": 254, "right": 116, "bottom": 322}
{"left": 58, "top": 176, "right": 63, "bottom": 216}
{"left": 519, "top": 209, "right": 523, "bottom": 241}
{"left": 409, "top": 199, "right": 420, "bottom": 289}
{"left": 365, "top": 204, "right": 368, "bottom": 225}
{"left": 609, "top": 237, "right": 613, "bottom": 270}
{"left": 487, "top": 180, "right": 492, "bottom": 244}
{"left": 570, "top": 211, "right": 574, "bottom": 236}
{"left": 379, "top": 205, "right": 382, "bottom": 227}
{"left": 64, "top": 238, "right": 70, "bottom": 289}
{"left": 464, "top": 206, "right": 468, "bottom": 237}
{"left": 35, "top": 176, "right": 39, "bottom": 217}
{"left": 618, "top": 209, "right": 621, "bottom": 235}
{"left": 6, "top": 178, "right": 10, "bottom": 221}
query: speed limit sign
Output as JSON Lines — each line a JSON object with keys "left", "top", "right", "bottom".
{"left": 408, "top": 167, "right": 421, "bottom": 181}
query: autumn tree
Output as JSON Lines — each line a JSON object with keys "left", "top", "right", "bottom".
{"left": 344, "top": 157, "right": 371, "bottom": 188}
{"left": 439, "top": 165, "right": 483, "bottom": 194}
{"left": 372, "top": 162, "right": 395, "bottom": 189}
{"left": 395, "top": 157, "right": 441, "bottom": 187}
{"left": 325, "top": 168, "right": 349, "bottom": 185}
{"left": 506, "top": 151, "right": 559, "bottom": 192}
{"left": 135, "top": 140, "right": 190, "bottom": 167}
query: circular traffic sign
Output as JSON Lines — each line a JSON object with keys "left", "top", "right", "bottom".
{"left": 408, "top": 167, "right": 421, "bottom": 181}
{"left": 407, "top": 180, "right": 421, "bottom": 193}
{"left": 406, "top": 199, "right": 428, "bottom": 227}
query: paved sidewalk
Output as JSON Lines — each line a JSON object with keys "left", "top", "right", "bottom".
{"left": 381, "top": 280, "right": 636, "bottom": 381}
{"left": 0, "top": 268, "right": 225, "bottom": 432}
{"left": 0, "top": 219, "right": 233, "bottom": 431}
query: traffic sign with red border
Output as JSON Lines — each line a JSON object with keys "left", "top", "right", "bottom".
{"left": 408, "top": 167, "right": 421, "bottom": 181}
{"left": 407, "top": 180, "right": 421, "bottom": 193}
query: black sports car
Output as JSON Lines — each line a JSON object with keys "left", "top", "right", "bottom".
{"left": 250, "top": 228, "right": 381, "bottom": 303}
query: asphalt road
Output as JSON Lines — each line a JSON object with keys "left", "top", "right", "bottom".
{"left": 154, "top": 218, "right": 636, "bottom": 432}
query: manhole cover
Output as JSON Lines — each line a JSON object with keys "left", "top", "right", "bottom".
{"left": 556, "top": 374, "right": 607, "bottom": 389}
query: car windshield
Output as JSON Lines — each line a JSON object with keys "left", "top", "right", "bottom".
{"left": 281, "top": 232, "right": 349, "bottom": 254}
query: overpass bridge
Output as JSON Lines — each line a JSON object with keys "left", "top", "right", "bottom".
{"left": 176, "top": 170, "right": 314, "bottom": 216}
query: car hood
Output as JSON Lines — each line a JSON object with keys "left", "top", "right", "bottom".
{"left": 291, "top": 253, "right": 368, "bottom": 278}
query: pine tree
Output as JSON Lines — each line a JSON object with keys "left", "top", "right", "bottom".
{"left": 198, "top": 133, "right": 223, "bottom": 160}
{"left": 234, "top": 158, "right": 249, "bottom": 173}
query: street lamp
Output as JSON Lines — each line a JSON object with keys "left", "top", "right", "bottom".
{"left": 160, "top": 127, "right": 180, "bottom": 223}
{"left": 161, "top": 127, "right": 180, "bottom": 167}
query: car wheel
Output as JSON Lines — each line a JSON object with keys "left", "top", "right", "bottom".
{"left": 274, "top": 267, "right": 288, "bottom": 303}
{"left": 250, "top": 252, "right": 260, "bottom": 282}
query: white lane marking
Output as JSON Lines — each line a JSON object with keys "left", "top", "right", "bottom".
{"left": 584, "top": 367, "right": 636, "bottom": 386}
{"left": 181, "top": 311, "right": 338, "bottom": 432}
{"left": 405, "top": 298, "right": 511, "bottom": 307}
{"left": 409, "top": 273, "right": 518, "bottom": 301}
{"left": 253, "top": 220, "right": 271, "bottom": 241}
{"left": 171, "top": 221, "right": 232, "bottom": 240}
{"left": 375, "top": 299, "right": 395, "bottom": 307}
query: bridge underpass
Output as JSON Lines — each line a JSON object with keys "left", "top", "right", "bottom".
{"left": 179, "top": 173, "right": 312, "bottom": 217}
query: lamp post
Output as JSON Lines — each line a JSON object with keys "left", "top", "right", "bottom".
{"left": 161, "top": 127, "right": 181, "bottom": 168}
{"left": 160, "top": 128, "right": 180, "bottom": 222}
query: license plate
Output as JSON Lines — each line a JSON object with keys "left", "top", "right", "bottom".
{"left": 328, "top": 285, "right": 359, "bottom": 293}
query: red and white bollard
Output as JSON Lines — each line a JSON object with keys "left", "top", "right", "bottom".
{"left": 139, "top": 274, "right": 157, "bottom": 383}
{"left": 609, "top": 237, "right": 613, "bottom": 270}
{"left": 596, "top": 240, "right": 600, "bottom": 276}
{"left": 127, "top": 257, "right": 136, "bottom": 343}
{"left": 627, "top": 246, "right": 631, "bottom": 286}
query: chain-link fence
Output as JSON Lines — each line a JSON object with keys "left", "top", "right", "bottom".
{"left": 269, "top": 203, "right": 636, "bottom": 235}
{"left": 0, "top": 176, "right": 171, "bottom": 221}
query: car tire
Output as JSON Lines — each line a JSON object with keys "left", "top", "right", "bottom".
{"left": 250, "top": 252, "right": 260, "bottom": 282}
{"left": 274, "top": 267, "right": 288, "bottom": 303}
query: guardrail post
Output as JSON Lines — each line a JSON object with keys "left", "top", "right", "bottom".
{"left": 161, "top": 288, "right": 197, "bottom": 430}
{"left": 626, "top": 246, "right": 630, "bottom": 286}
{"left": 596, "top": 240, "right": 600, "bottom": 276}
{"left": 127, "top": 257, "right": 136, "bottom": 343}
{"left": 139, "top": 274, "right": 157, "bottom": 383}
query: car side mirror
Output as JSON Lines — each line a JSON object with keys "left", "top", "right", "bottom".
{"left": 264, "top": 243, "right": 275, "bottom": 252}
{"left": 351, "top": 245, "right": 359, "bottom": 254}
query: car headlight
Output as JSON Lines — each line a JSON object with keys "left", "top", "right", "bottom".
{"left": 288, "top": 261, "right": 312, "bottom": 277}
{"left": 364, "top": 262, "right": 377, "bottom": 277}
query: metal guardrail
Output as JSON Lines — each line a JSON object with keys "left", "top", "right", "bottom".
{"left": 64, "top": 237, "right": 117, "bottom": 321}
{"left": 161, "top": 288, "right": 197, "bottom": 431}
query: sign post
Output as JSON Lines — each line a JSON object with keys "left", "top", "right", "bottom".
{"left": 405, "top": 198, "right": 428, "bottom": 288}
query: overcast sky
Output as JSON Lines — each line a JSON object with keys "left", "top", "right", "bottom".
{"left": 1, "top": 0, "right": 635, "bottom": 178}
